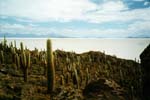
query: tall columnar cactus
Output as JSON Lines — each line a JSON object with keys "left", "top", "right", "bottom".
{"left": 78, "top": 69, "right": 83, "bottom": 86}
{"left": 26, "top": 52, "right": 30, "bottom": 81}
{"left": 119, "top": 69, "right": 123, "bottom": 85}
{"left": 2, "top": 36, "right": 7, "bottom": 64}
{"left": 86, "top": 67, "right": 90, "bottom": 85}
{"left": 11, "top": 47, "right": 16, "bottom": 63}
{"left": 73, "top": 66, "right": 79, "bottom": 88}
{"left": 10, "top": 42, "right": 13, "bottom": 47}
{"left": 43, "top": 57, "right": 47, "bottom": 76}
{"left": 0, "top": 50, "right": 4, "bottom": 64}
{"left": 3, "top": 36, "right": 7, "bottom": 50}
{"left": 47, "top": 39, "right": 55, "bottom": 93}
{"left": 65, "top": 72, "right": 71, "bottom": 84}
{"left": 60, "top": 75, "right": 65, "bottom": 85}
{"left": 26, "top": 51, "right": 30, "bottom": 68}
{"left": 11, "top": 47, "right": 16, "bottom": 54}
{"left": 14, "top": 40, "right": 17, "bottom": 50}
{"left": 20, "top": 51, "right": 30, "bottom": 82}
{"left": 20, "top": 42, "right": 24, "bottom": 52}
{"left": 21, "top": 51, "right": 27, "bottom": 68}
{"left": 20, "top": 42, "right": 30, "bottom": 82}
{"left": 21, "top": 52, "right": 26, "bottom": 80}
{"left": 16, "top": 54, "right": 20, "bottom": 69}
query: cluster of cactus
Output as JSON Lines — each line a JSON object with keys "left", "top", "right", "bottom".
{"left": 0, "top": 38, "right": 18, "bottom": 65}
{"left": 0, "top": 37, "right": 143, "bottom": 99}
{"left": 53, "top": 50, "right": 92, "bottom": 89}
{"left": 53, "top": 49, "right": 143, "bottom": 98}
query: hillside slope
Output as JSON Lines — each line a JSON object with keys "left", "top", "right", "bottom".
{"left": 0, "top": 41, "right": 142, "bottom": 100}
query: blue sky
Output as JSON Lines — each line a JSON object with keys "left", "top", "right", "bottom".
{"left": 0, "top": 0, "right": 150, "bottom": 38}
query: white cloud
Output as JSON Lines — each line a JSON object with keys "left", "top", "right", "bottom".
{"left": 0, "top": 23, "right": 57, "bottom": 36}
{"left": 0, "top": 16, "right": 7, "bottom": 19}
{"left": 133, "top": 0, "right": 144, "bottom": 1}
{"left": 0, "top": 0, "right": 149, "bottom": 24}
{"left": 0, "top": 0, "right": 97, "bottom": 21}
{"left": 100, "top": 1, "right": 128, "bottom": 11}
{"left": 85, "top": 7, "right": 150, "bottom": 23}
{"left": 4, "top": 24, "right": 25, "bottom": 29}
{"left": 144, "top": 1, "right": 150, "bottom": 6}
{"left": 128, "top": 21, "right": 150, "bottom": 35}
{"left": 1, "top": 20, "right": 149, "bottom": 37}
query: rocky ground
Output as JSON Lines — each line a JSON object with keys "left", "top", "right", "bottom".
{"left": 0, "top": 49, "right": 142, "bottom": 100}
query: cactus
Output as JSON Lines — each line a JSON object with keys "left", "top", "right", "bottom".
{"left": 20, "top": 52, "right": 26, "bottom": 82}
{"left": 0, "top": 50, "right": 4, "bottom": 64}
{"left": 73, "top": 66, "right": 79, "bottom": 88}
{"left": 65, "top": 72, "right": 71, "bottom": 84}
{"left": 10, "top": 42, "right": 13, "bottom": 47}
{"left": 2, "top": 36, "right": 7, "bottom": 64}
{"left": 20, "top": 42, "right": 30, "bottom": 82}
{"left": 134, "top": 58, "right": 136, "bottom": 62}
{"left": 119, "top": 69, "right": 123, "bottom": 85}
{"left": 22, "top": 52, "right": 30, "bottom": 82}
{"left": 67, "top": 65, "right": 71, "bottom": 72}
{"left": 16, "top": 54, "right": 20, "bottom": 69}
{"left": 131, "top": 86, "right": 134, "bottom": 100}
{"left": 86, "top": 67, "right": 90, "bottom": 85}
{"left": 21, "top": 52, "right": 27, "bottom": 67}
{"left": 47, "top": 39, "right": 55, "bottom": 93}
{"left": 11, "top": 47, "right": 16, "bottom": 54}
{"left": 43, "top": 58, "right": 47, "bottom": 76}
{"left": 60, "top": 75, "right": 65, "bottom": 85}
{"left": 78, "top": 70, "right": 83, "bottom": 86}
{"left": 26, "top": 51, "right": 30, "bottom": 68}
{"left": 3, "top": 35, "right": 7, "bottom": 50}
{"left": 11, "top": 47, "right": 16, "bottom": 63}
{"left": 89, "top": 55, "right": 92, "bottom": 62}
{"left": 20, "top": 42, "right": 24, "bottom": 52}
{"left": 14, "top": 40, "right": 17, "bottom": 49}
{"left": 26, "top": 52, "right": 30, "bottom": 80}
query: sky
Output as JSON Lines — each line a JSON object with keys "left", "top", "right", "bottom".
{"left": 0, "top": 0, "right": 150, "bottom": 38}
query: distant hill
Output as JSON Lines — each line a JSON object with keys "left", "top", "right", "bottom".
{"left": 0, "top": 33, "right": 67, "bottom": 38}
{"left": 0, "top": 33, "right": 150, "bottom": 38}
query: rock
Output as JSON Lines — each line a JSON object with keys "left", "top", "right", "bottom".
{"left": 83, "top": 78, "right": 125, "bottom": 100}
{"left": 140, "top": 44, "right": 150, "bottom": 100}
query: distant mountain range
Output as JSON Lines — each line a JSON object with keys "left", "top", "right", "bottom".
{"left": 0, "top": 33, "right": 67, "bottom": 38}
{"left": 0, "top": 33, "right": 150, "bottom": 38}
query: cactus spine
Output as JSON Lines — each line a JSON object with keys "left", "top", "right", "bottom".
{"left": 47, "top": 39, "right": 55, "bottom": 93}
